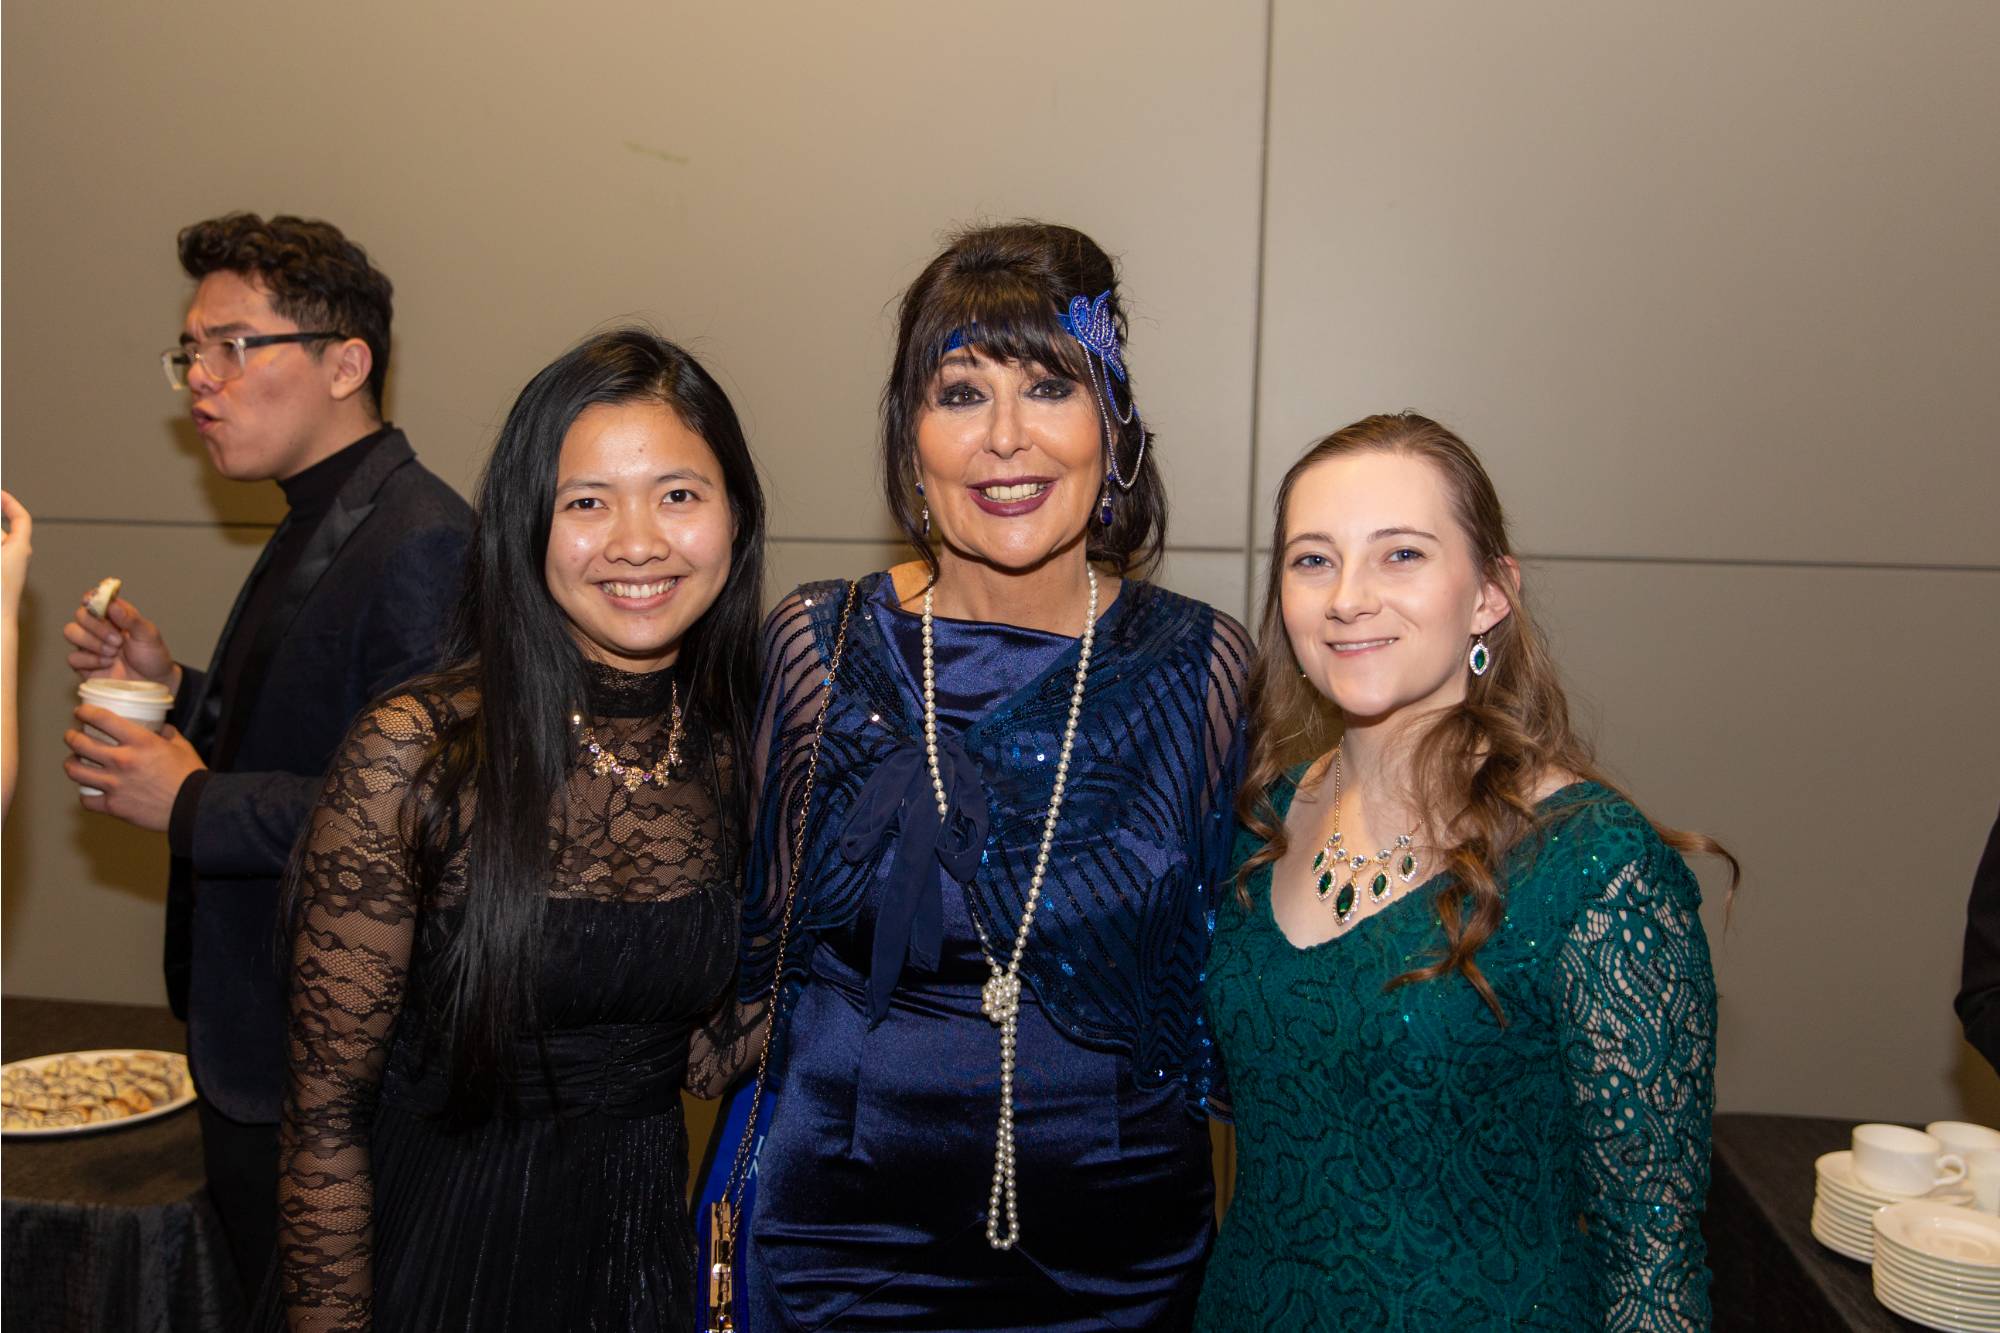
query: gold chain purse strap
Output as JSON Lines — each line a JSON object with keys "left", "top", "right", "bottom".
{"left": 706, "top": 581, "right": 859, "bottom": 1332}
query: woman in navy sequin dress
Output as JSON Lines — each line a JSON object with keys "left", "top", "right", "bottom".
{"left": 710, "top": 224, "right": 1247, "bottom": 1331}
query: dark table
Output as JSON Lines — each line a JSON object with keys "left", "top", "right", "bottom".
{"left": 1709, "top": 1112, "right": 1928, "bottom": 1331}
{"left": 0, "top": 1011, "right": 1941, "bottom": 1332}
{"left": 3, "top": 995, "right": 241, "bottom": 1332}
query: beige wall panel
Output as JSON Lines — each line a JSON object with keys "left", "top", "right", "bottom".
{"left": 4, "top": 2, "right": 1264, "bottom": 548}
{"left": 1257, "top": 1, "right": 2000, "bottom": 567}
{"left": 763, "top": 541, "right": 912, "bottom": 609}
{"left": 3, "top": 519, "right": 269, "bottom": 1003}
{"left": 1526, "top": 559, "right": 2000, "bottom": 1122}
{"left": 1152, "top": 549, "right": 1251, "bottom": 628}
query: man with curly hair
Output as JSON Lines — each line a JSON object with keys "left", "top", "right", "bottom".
{"left": 62, "top": 213, "right": 473, "bottom": 1301}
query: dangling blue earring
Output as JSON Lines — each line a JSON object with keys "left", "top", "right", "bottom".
{"left": 1468, "top": 633, "right": 1491, "bottom": 677}
{"left": 916, "top": 479, "right": 930, "bottom": 539}
{"left": 1098, "top": 485, "right": 1114, "bottom": 527}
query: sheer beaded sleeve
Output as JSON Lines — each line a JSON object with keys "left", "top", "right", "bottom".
{"left": 685, "top": 588, "right": 828, "bottom": 1095}
{"left": 1201, "top": 612, "right": 1251, "bottom": 816}
{"left": 1555, "top": 830, "right": 1717, "bottom": 1331}
{"left": 276, "top": 692, "right": 439, "bottom": 1332}
{"left": 1196, "top": 610, "right": 1251, "bottom": 1119}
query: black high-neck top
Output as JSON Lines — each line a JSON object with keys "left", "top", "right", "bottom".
{"left": 168, "top": 426, "right": 395, "bottom": 858}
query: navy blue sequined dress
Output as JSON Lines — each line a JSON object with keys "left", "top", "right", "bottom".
{"left": 737, "top": 575, "right": 1247, "bottom": 1332}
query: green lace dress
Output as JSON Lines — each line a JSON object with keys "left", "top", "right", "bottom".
{"left": 1196, "top": 773, "right": 1716, "bottom": 1331}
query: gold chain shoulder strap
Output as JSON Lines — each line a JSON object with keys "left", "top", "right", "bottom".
{"left": 706, "top": 581, "right": 859, "bottom": 1331}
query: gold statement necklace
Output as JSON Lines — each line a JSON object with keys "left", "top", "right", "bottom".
{"left": 571, "top": 682, "right": 684, "bottom": 791}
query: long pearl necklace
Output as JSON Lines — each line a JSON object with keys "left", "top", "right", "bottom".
{"left": 1311, "top": 746, "right": 1422, "bottom": 927}
{"left": 923, "top": 565, "right": 1097, "bottom": 1252}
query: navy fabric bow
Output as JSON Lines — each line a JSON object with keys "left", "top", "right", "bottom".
{"left": 839, "top": 736, "right": 990, "bottom": 1026}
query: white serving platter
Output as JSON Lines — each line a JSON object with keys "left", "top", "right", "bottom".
{"left": 0, "top": 1048, "right": 196, "bottom": 1137}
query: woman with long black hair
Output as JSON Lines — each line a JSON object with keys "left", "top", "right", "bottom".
{"left": 272, "top": 329, "right": 764, "bottom": 1332}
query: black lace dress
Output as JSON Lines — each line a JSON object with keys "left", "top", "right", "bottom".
{"left": 273, "top": 664, "right": 740, "bottom": 1332}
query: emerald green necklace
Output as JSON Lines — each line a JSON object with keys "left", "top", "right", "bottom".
{"left": 1310, "top": 747, "right": 1423, "bottom": 926}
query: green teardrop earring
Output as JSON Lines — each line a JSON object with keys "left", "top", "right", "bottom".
{"left": 1468, "top": 634, "right": 1491, "bottom": 677}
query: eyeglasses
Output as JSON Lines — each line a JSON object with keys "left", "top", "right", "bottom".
{"left": 160, "top": 331, "right": 345, "bottom": 390}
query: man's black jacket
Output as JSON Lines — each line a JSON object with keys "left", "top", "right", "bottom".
{"left": 164, "top": 429, "right": 472, "bottom": 1124}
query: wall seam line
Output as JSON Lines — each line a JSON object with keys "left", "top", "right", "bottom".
{"left": 1241, "top": 0, "right": 1278, "bottom": 621}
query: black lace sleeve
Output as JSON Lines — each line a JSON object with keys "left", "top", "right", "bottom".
{"left": 275, "top": 693, "right": 437, "bottom": 1331}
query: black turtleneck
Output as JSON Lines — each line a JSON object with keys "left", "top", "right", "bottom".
{"left": 579, "top": 658, "right": 680, "bottom": 719}
{"left": 217, "top": 427, "right": 393, "bottom": 726}
{"left": 167, "top": 426, "right": 392, "bottom": 857}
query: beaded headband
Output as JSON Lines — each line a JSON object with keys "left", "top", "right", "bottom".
{"left": 1060, "top": 291, "right": 1146, "bottom": 491}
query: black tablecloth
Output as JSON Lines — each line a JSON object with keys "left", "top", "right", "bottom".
{"left": 1709, "top": 1112, "right": 1930, "bottom": 1331}
{"left": 3, "top": 996, "right": 241, "bottom": 1332}
{"left": 0, "top": 1002, "right": 1947, "bottom": 1332}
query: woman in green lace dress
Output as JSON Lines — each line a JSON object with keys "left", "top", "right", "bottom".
{"left": 1197, "top": 414, "right": 1734, "bottom": 1331}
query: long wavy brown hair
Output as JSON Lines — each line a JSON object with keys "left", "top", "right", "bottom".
{"left": 1237, "top": 413, "right": 1736, "bottom": 1019}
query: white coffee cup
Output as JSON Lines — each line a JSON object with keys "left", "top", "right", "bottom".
{"left": 1927, "top": 1121, "right": 2000, "bottom": 1159}
{"left": 74, "top": 678, "right": 175, "bottom": 798}
{"left": 1852, "top": 1123, "right": 1967, "bottom": 1196}
{"left": 1961, "top": 1148, "right": 2000, "bottom": 1214}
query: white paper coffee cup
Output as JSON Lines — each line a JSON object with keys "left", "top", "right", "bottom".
{"left": 74, "top": 678, "right": 175, "bottom": 797}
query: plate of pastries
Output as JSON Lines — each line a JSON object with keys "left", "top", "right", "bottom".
{"left": 0, "top": 1049, "right": 195, "bottom": 1135}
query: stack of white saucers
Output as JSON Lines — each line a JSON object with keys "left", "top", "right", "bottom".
{"left": 1813, "top": 1151, "right": 1972, "bottom": 1262}
{"left": 1873, "top": 1201, "right": 2000, "bottom": 1331}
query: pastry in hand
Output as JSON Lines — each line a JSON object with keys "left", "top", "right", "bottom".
{"left": 84, "top": 577, "right": 122, "bottom": 619}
